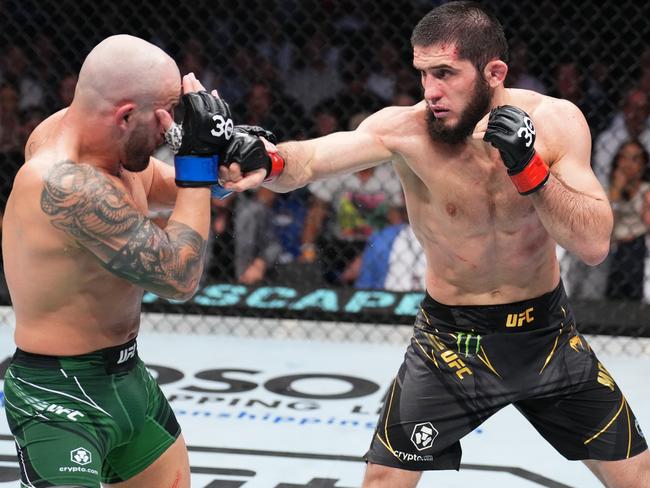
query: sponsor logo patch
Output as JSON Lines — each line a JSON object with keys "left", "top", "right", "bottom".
{"left": 410, "top": 422, "right": 438, "bottom": 451}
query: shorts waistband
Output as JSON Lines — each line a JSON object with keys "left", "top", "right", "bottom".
{"left": 419, "top": 281, "right": 569, "bottom": 333}
{"left": 12, "top": 338, "right": 139, "bottom": 374}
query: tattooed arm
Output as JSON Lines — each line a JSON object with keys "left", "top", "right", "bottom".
{"left": 40, "top": 160, "right": 210, "bottom": 301}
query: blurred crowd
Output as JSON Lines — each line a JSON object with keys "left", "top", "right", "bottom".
{"left": 1, "top": 1, "right": 650, "bottom": 303}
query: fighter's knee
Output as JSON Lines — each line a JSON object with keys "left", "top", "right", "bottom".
{"left": 362, "top": 462, "right": 421, "bottom": 488}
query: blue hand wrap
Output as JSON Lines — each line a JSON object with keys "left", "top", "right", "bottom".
{"left": 174, "top": 155, "right": 219, "bottom": 187}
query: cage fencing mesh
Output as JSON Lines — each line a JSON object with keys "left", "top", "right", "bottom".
{"left": 1, "top": 0, "right": 649, "bottom": 354}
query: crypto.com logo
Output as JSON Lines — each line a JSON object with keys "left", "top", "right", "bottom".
{"left": 71, "top": 447, "right": 92, "bottom": 466}
{"left": 410, "top": 422, "right": 438, "bottom": 451}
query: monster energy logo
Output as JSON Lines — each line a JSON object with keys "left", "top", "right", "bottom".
{"left": 456, "top": 332, "right": 481, "bottom": 357}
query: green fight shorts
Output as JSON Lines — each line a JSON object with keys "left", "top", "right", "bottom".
{"left": 3, "top": 338, "right": 181, "bottom": 487}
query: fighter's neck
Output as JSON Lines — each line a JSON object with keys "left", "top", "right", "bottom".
{"left": 490, "top": 87, "right": 512, "bottom": 109}
{"left": 61, "top": 109, "right": 121, "bottom": 175}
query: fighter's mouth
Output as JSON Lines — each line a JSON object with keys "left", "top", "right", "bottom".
{"left": 431, "top": 107, "right": 449, "bottom": 117}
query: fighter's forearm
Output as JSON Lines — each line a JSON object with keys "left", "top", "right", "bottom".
{"left": 263, "top": 129, "right": 391, "bottom": 193}
{"left": 531, "top": 173, "right": 612, "bottom": 265}
{"left": 107, "top": 217, "right": 208, "bottom": 301}
{"left": 263, "top": 140, "right": 316, "bottom": 193}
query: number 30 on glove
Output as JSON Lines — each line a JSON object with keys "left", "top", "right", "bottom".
{"left": 483, "top": 105, "right": 549, "bottom": 195}
{"left": 166, "top": 91, "right": 235, "bottom": 188}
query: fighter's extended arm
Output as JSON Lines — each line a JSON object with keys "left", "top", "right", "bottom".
{"left": 483, "top": 102, "right": 612, "bottom": 265}
{"left": 219, "top": 107, "right": 399, "bottom": 193}
{"left": 41, "top": 160, "right": 209, "bottom": 301}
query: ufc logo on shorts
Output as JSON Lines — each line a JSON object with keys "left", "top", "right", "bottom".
{"left": 506, "top": 307, "right": 535, "bottom": 328}
{"left": 117, "top": 344, "right": 136, "bottom": 364}
{"left": 517, "top": 116, "right": 535, "bottom": 147}
{"left": 211, "top": 114, "right": 234, "bottom": 140}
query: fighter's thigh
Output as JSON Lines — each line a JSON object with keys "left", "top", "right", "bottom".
{"left": 516, "top": 341, "right": 647, "bottom": 461}
{"left": 366, "top": 333, "right": 501, "bottom": 471}
{"left": 10, "top": 420, "right": 104, "bottom": 488}
{"left": 103, "top": 434, "right": 190, "bottom": 488}
{"left": 583, "top": 449, "right": 650, "bottom": 488}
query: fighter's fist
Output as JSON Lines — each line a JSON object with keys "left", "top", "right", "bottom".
{"left": 177, "top": 91, "right": 234, "bottom": 156}
{"left": 172, "top": 90, "right": 234, "bottom": 187}
{"left": 223, "top": 125, "right": 284, "bottom": 180}
{"left": 484, "top": 105, "right": 549, "bottom": 195}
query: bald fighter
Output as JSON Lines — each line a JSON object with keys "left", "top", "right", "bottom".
{"left": 219, "top": 2, "right": 649, "bottom": 487}
{"left": 2, "top": 35, "right": 232, "bottom": 487}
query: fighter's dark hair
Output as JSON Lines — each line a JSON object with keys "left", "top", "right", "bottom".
{"left": 411, "top": 1, "right": 509, "bottom": 72}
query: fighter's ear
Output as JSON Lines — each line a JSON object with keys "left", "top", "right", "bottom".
{"left": 114, "top": 103, "right": 136, "bottom": 129}
{"left": 484, "top": 59, "right": 508, "bottom": 87}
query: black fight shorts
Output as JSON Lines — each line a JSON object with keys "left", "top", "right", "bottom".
{"left": 365, "top": 281, "right": 648, "bottom": 471}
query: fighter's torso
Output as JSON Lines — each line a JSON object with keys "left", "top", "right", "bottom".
{"left": 3, "top": 111, "right": 149, "bottom": 354}
{"left": 386, "top": 91, "right": 560, "bottom": 305}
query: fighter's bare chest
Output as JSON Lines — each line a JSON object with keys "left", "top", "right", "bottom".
{"left": 399, "top": 151, "right": 536, "bottom": 229}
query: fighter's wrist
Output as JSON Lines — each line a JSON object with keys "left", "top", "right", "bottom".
{"left": 508, "top": 152, "right": 549, "bottom": 195}
{"left": 264, "top": 152, "right": 285, "bottom": 182}
{"left": 174, "top": 154, "right": 219, "bottom": 187}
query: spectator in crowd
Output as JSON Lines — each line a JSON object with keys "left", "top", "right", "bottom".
{"left": 505, "top": 39, "right": 546, "bottom": 94}
{"left": 298, "top": 111, "right": 403, "bottom": 284}
{"left": 326, "top": 57, "right": 384, "bottom": 132}
{"left": 256, "top": 18, "right": 294, "bottom": 76}
{"left": 392, "top": 91, "right": 417, "bottom": 107}
{"left": 284, "top": 30, "right": 342, "bottom": 114}
{"left": 56, "top": 73, "right": 78, "bottom": 110}
{"left": 206, "top": 192, "right": 282, "bottom": 286}
{"left": 212, "top": 45, "right": 256, "bottom": 109}
{"left": 270, "top": 187, "right": 310, "bottom": 264}
{"left": 18, "top": 107, "right": 46, "bottom": 150}
{"left": 356, "top": 212, "right": 426, "bottom": 292}
{"left": 178, "top": 37, "right": 219, "bottom": 92}
{"left": 583, "top": 61, "right": 611, "bottom": 134}
{"left": 0, "top": 45, "right": 45, "bottom": 111}
{"left": 641, "top": 189, "right": 650, "bottom": 303}
{"left": 548, "top": 59, "right": 606, "bottom": 139}
{"left": 309, "top": 101, "right": 341, "bottom": 139}
{"left": 636, "top": 46, "right": 650, "bottom": 95}
{"left": 593, "top": 87, "right": 650, "bottom": 188}
{"left": 300, "top": 110, "right": 405, "bottom": 286}
{"left": 367, "top": 41, "right": 400, "bottom": 103}
{"left": 300, "top": 161, "right": 405, "bottom": 286}
{"left": 0, "top": 82, "right": 22, "bottom": 154}
{"left": 235, "top": 81, "right": 306, "bottom": 142}
{"left": 606, "top": 140, "right": 650, "bottom": 300}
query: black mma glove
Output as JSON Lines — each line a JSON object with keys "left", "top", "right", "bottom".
{"left": 173, "top": 91, "right": 234, "bottom": 187}
{"left": 483, "top": 105, "right": 549, "bottom": 195}
{"left": 223, "top": 125, "right": 285, "bottom": 181}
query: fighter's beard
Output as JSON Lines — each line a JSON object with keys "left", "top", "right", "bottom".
{"left": 426, "top": 77, "right": 492, "bottom": 145}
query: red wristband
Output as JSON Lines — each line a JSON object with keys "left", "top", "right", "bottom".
{"left": 509, "top": 152, "right": 550, "bottom": 195}
{"left": 264, "top": 152, "right": 285, "bottom": 182}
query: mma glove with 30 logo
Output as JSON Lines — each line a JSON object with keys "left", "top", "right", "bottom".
{"left": 223, "top": 125, "right": 285, "bottom": 182}
{"left": 171, "top": 91, "right": 234, "bottom": 187}
{"left": 483, "top": 105, "right": 550, "bottom": 195}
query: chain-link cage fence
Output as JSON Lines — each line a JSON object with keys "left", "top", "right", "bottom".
{"left": 1, "top": 0, "right": 649, "bottom": 354}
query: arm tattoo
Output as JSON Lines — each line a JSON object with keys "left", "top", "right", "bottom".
{"left": 41, "top": 160, "right": 207, "bottom": 297}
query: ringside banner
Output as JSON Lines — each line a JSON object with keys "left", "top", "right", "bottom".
{"left": 0, "top": 325, "right": 647, "bottom": 487}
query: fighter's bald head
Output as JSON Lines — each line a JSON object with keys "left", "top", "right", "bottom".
{"left": 74, "top": 34, "right": 180, "bottom": 110}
